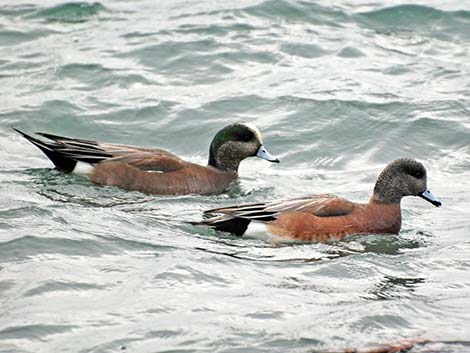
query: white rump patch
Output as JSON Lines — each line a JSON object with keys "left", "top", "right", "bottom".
{"left": 244, "top": 221, "right": 297, "bottom": 243}
{"left": 73, "top": 161, "right": 94, "bottom": 177}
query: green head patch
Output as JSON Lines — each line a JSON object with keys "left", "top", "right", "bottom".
{"left": 208, "top": 123, "right": 260, "bottom": 167}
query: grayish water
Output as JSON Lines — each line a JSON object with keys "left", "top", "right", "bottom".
{"left": 1, "top": 0, "right": 469, "bottom": 352}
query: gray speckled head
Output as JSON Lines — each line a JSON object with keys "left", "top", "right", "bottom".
{"left": 208, "top": 123, "right": 278, "bottom": 172}
{"left": 371, "top": 158, "right": 441, "bottom": 206}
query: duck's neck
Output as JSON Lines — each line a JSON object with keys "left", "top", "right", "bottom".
{"left": 208, "top": 156, "right": 240, "bottom": 173}
{"left": 208, "top": 145, "right": 242, "bottom": 173}
{"left": 369, "top": 191, "right": 402, "bottom": 205}
{"left": 366, "top": 197, "right": 402, "bottom": 234}
{"left": 371, "top": 172, "right": 404, "bottom": 204}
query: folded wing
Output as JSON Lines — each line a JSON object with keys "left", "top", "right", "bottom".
{"left": 15, "top": 129, "right": 185, "bottom": 173}
{"left": 204, "top": 194, "right": 355, "bottom": 223}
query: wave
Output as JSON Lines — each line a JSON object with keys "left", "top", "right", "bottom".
{"left": 241, "top": 0, "right": 350, "bottom": 26}
{"left": 358, "top": 4, "right": 470, "bottom": 30}
{"left": 28, "top": 2, "right": 107, "bottom": 23}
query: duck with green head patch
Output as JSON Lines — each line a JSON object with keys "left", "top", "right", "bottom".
{"left": 209, "top": 122, "right": 278, "bottom": 172}
{"left": 14, "top": 122, "right": 279, "bottom": 195}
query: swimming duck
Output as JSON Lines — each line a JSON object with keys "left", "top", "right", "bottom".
{"left": 196, "top": 158, "right": 441, "bottom": 241}
{"left": 15, "top": 122, "right": 279, "bottom": 195}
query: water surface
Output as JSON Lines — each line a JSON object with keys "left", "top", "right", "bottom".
{"left": 1, "top": 0, "right": 469, "bottom": 352}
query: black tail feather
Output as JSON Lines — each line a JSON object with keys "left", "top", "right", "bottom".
{"left": 36, "top": 132, "right": 98, "bottom": 146}
{"left": 190, "top": 217, "right": 251, "bottom": 236}
{"left": 14, "top": 128, "right": 77, "bottom": 172}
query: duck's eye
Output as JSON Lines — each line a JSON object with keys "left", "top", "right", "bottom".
{"left": 240, "top": 132, "right": 253, "bottom": 142}
{"left": 413, "top": 171, "right": 423, "bottom": 179}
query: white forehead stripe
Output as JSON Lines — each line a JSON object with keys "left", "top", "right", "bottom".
{"left": 243, "top": 123, "right": 263, "bottom": 143}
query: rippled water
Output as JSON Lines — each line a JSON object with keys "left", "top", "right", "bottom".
{"left": 1, "top": 1, "right": 469, "bottom": 352}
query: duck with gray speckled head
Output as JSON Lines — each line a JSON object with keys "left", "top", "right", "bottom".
{"left": 195, "top": 158, "right": 441, "bottom": 242}
{"left": 14, "top": 122, "right": 279, "bottom": 195}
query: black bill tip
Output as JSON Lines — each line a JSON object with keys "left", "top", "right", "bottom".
{"left": 418, "top": 189, "right": 442, "bottom": 207}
